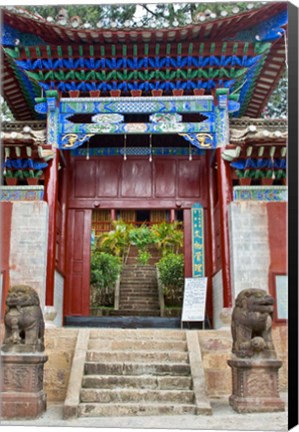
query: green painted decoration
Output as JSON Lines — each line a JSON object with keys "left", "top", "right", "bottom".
{"left": 191, "top": 203, "right": 205, "bottom": 278}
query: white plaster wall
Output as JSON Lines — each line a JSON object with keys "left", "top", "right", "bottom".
{"left": 228, "top": 201, "right": 270, "bottom": 301}
{"left": 53, "top": 270, "right": 64, "bottom": 327}
{"left": 212, "top": 269, "right": 223, "bottom": 329}
{"left": 9, "top": 201, "right": 49, "bottom": 308}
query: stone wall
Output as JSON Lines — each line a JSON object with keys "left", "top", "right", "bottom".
{"left": 212, "top": 270, "right": 223, "bottom": 329}
{"left": 228, "top": 201, "right": 270, "bottom": 299}
{"left": 198, "top": 326, "right": 287, "bottom": 397}
{"left": 44, "top": 328, "right": 79, "bottom": 401}
{"left": 9, "top": 201, "right": 49, "bottom": 308}
{"left": 53, "top": 270, "right": 64, "bottom": 327}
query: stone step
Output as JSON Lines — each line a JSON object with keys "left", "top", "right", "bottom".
{"left": 86, "top": 350, "right": 189, "bottom": 363}
{"left": 119, "top": 301, "right": 159, "bottom": 306}
{"left": 109, "top": 310, "right": 161, "bottom": 317}
{"left": 88, "top": 339, "right": 187, "bottom": 351}
{"left": 118, "top": 305, "right": 159, "bottom": 310}
{"left": 120, "top": 286, "right": 158, "bottom": 290}
{"left": 120, "top": 279, "right": 157, "bottom": 283}
{"left": 118, "top": 301, "right": 159, "bottom": 305}
{"left": 79, "top": 402, "right": 197, "bottom": 417}
{"left": 82, "top": 374, "right": 192, "bottom": 390}
{"left": 120, "top": 283, "right": 157, "bottom": 287}
{"left": 121, "top": 276, "right": 156, "bottom": 279}
{"left": 120, "top": 289, "right": 157, "bottom": 292}
{"left": 84, "top": 361, "right": 191, "bottom": 376}
{"left": 120, "top": 287, "right": 158, "bottom": 292}
{"left": 80, "top": 388, "right": 194, "bottom": 404}
{"left": 119, "top": 294, "right": 159, "bottom": 299}
{"left": 118, "top": 308, "right": 160, "bottom": 314}
{"left": 89, "top": 329, "right": 186, "bottom": 340}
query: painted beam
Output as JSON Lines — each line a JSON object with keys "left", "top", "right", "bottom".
{"left": 60, "top": 121, "right": 214, "bottom": 134}
{"left": 60, "top": 96, "right": 214, "bottom": 114}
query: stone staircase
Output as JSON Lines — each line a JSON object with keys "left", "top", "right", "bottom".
{"left": 113, "top": 264, "right": 160, "bottom": 317}
{"left": 64, "top": 329, "right": 212, "bottom": 418}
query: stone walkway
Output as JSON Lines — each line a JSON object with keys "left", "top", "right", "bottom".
{"left": 1, "top": 394, "right": 288, "bottom": 431}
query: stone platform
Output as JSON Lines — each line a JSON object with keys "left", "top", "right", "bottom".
{"left": 227, "top": 357, "right": 285, "bottom": 413}
{"left": 0, "top": 352, "right": 48, "bottom": 419}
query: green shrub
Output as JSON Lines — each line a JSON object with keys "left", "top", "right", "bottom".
{"left": 90, "top": 252, "right": 121, "bottom": 307}
{"left": 98, "top": 220, "right": 132, "bottom": 260}
{"left": 157, "top": 253, "right": 184, "bottom": 306}
{"left": 129, "top": 225, "right": 156, "bottom": 250}
{"left": 151, "top": 222, "right": 183, "bottom": 256}
{"left": 137, "top": 250, "right": 152, "bottom": 265}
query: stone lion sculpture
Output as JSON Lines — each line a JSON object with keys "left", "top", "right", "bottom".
{"left": 2, "top": 285, "right": 45, "bottom": 353}
{"left": 231, "top": 288, "right": 276, "bottom": 359}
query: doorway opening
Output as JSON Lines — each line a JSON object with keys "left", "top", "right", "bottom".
{"left": 90, "top": 208, "right": 184, "bottom": 319}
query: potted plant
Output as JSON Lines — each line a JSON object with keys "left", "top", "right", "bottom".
{"left": 172, "top": 89, "right": 184, "bottom": 96}
{"left": 69, "top": 90, "right": 80, "bottom": 97}
{"left": 25, "top": 170, "right": 39, "bottom": 185}
{"left": 89, "top": 90, "right": 101, "bottom": 97}
{"left": 130, "top": 89, "right": 142, "bottom": 97}
{"left": 5, "top": 170, "right": 17, "bottom": 186}
{"left": 236, "top": 169, "right": 252, "bottom": 185}
{"left": 151, "top": 89, "right": 163, "bottom": 96}
{"left": 276, "top": 169, "right": 286, "bottom": 185}
{"left": 193, "top": 88, "right": 205, "bottom": 96}
{"left": 110, "top": 89, "right": 121, "bottom": 97}
{"left": 14, "top": 170, "right": 24, "bottom": 183}
{"left": 261, "top": 170, "right": 274, "bottom": 185}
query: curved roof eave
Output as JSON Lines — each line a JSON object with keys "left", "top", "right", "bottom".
{"left": 2, "top": 3, "right": 287, "bottom": 45}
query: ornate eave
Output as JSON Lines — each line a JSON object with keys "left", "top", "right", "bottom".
{"left": 1, "top": 4, "right": 287, "bottom": 121}
{"left": 2, "top": 3, "right": 286, "bottom": 44}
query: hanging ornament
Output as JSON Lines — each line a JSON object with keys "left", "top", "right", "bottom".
{"left": 189, "top": 142, "right": 193, "bottom": 161}
{"left": 124, "top": 134, "right": 127, "bottom": 160}
{"left": 86, "top": 139, "right": 90, "bottom": 160}
{"left": 149, "top": 134, "right": 152, "bottom": 162}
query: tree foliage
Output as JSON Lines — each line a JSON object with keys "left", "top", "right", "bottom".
{"left": 24, "top": 3, "right": 265, "bottom": 28}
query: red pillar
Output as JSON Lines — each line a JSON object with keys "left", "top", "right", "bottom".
{"left": 216, "top": 148, "right": 233, "bottom": 307}
{"left": 110, "top": 209, "right": 116, "bottom": 221}
{"left": 170, "top": 209, "right": 175, "bottom": 223}
{"left": 44, "top": 149, "right": 59, "bottom": 306}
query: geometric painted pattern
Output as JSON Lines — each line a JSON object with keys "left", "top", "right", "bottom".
{"left": 0, "top": 186, "right": 44, "bottom": 201}
{"left": 233, "top": 186, "right": 287, "bottom": 202}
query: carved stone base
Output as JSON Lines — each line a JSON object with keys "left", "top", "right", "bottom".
{"left": 0, "top": 352, "right": 48, "bottom": 419}
{"left": 227, "top": 358, "right": 285, "bottom": 413}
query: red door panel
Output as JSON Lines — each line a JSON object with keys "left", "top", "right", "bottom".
{"left": 178, "top": 160, "right": 201, "bottom": 198}
{"left": 154, "top": 159, "right": 176, "bottom": 197}
{"left": 64, "top": 209, "right": 92, "bottom": 316}
{"left": 97, "top": 159, "right": 120, "bottom": 197}
{"left": 121, "top": 159, "right": 152, "bottom": 197}
{"left": 74, "top": 160, "right": 97, "bottom": 198}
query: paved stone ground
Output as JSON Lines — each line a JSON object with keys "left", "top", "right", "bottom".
{"left": 1, "top": 393, "right": 288, "bottom": 431}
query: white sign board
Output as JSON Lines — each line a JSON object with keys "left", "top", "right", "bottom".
{"left": 181, "top": 277, "right": 208, "bottom": 322}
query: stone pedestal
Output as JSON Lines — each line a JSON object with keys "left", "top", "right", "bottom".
{"left": 227, "top": 358, "right": 285, "bottom": 413}
{"left": 0, "top": 352, "right": 48, "bottom": 419}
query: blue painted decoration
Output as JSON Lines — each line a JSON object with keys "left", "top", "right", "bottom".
{"left": 191, "top": 203, "right": 205, "bottom": 277}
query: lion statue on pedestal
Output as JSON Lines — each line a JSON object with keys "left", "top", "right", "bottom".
{"left": 2, "top": 285, "right": 45, "bottom": 353}
{"left": 231, "top": 288, "right": 276, "bottom": 358}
